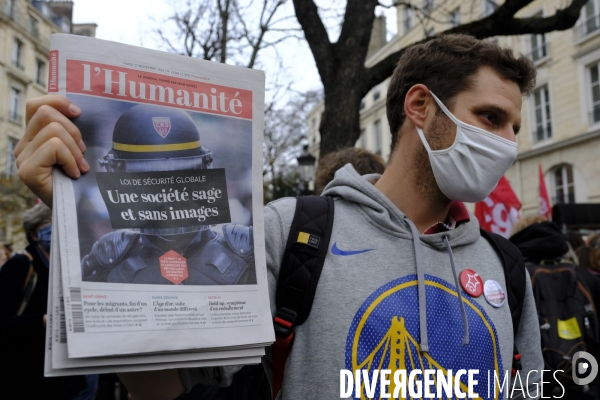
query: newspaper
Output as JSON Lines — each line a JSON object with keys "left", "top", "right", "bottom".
{"left": 47, "top": 33, "right": 274, "bottom": 368}
{"left": 45, "top": 198, "right": 265, "bottom": 375}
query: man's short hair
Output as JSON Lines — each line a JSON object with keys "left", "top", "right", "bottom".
{"left": 22, "top": 203, "right": 51, "bottom": 235}
{"left": 314, "top": 147, "right": 386, "bottom": 195}
{"left": 386, "top": 34, "right": 537, "bottom": 148}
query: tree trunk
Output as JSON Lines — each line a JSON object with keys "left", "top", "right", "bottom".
{"left": 319, "top": 77, "right": 365, "bottom": 156}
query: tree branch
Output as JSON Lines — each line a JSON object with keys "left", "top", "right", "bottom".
{"left": 291, "top": 0, "right": 335, "bottom": 85}
{"left": 366, "top": 0, "right": 588, "bottom": 90}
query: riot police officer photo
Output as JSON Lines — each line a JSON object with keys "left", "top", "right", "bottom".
{"left": 74, "top": 101, "right": 256, "bottom": 286}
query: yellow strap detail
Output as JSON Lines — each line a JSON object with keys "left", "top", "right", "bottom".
{"left": 113, "top": 141, "right": 200, "bottom": 152}
{"left": 297, "top": 232, "right": 310, "bottom": 244}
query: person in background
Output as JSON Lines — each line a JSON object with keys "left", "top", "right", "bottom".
{"left": 587, "top": 232, "right": 600, "bottom": 248}
{"left": 577, "top": 246, "right": 597, "bottom": 272}
{"left": 313, "top": 147, "right": 385, "bottom": 195}
{"left": 0, "top": 204, "right": 95, "bottom": 399}
{"left": 510, "top": 215, "right": 548, "bottom": 237}
{"left": 510, "top": 220, "right": 600, "bottom": 398}
{"left": 566, "top": 231, "right": 586, "bottom": 251}
{"left": 0, "top": 243, "right": 10, "bottom": 268}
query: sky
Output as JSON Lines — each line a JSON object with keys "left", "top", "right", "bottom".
{"left": 71, "top": 0, "right": 398, "bottom": 98}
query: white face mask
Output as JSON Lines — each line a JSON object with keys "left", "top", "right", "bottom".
{"left": 416, "top": 91, "right": 518, "bottom": 203}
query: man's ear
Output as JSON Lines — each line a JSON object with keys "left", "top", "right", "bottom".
{"left": 404, "top": 84, "right": 433, "bottom": 130}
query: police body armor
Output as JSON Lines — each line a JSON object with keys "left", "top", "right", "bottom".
{"left": 82, "top": 225, "right": 256, "bottom": 285}
{"left": 83, "top": 104, "right": 255, "bottom": 285}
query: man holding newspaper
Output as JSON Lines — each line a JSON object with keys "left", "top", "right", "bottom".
{"left": 16, "top": 34, "right": 544, "bottom": 400}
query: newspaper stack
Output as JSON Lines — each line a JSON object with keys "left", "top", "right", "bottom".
{"left": 45, "top": 34, "right": 274, "bottom": 376}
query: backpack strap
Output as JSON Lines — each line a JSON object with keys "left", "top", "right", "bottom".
{"left": 272, "top": 195, "right": 334, "bottom": 399}
{"left": 480, "top": 229, "right": 526, "bottom": 374}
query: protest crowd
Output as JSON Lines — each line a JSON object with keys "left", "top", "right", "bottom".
{"left": 2, "top": 1, "right": 600, "bottom": 399}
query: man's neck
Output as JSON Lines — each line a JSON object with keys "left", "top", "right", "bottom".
{"left": 374, "top": 144, "right": 451, "bottom": 233}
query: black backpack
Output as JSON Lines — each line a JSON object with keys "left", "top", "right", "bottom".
{"left": 526, "top": 261, "right": 600, "bottom": 388}
{"left": 272, "top": 195, "right": 527, "bottom": 399}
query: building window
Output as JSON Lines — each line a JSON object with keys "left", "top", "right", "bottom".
{"left": 5, "top": 137, "right": 19, "bottom": 176}
{"left": 4, "top": 0, "right": 13, "bottom": 17}
{"left": 35, "top": 59, "right": 46, "bottom": 86}
{"left": 426, "top": 28, "right": 435, "bottom": 37}
{"left": 583, "top": 0, "right": 600, "bottom": 36}
{"left": 528, "top": 12, "right": 547, "bottom": 62}
{"left": 589, "top": 63, "right": 600, "bottom": 124}
{"left": 532, "top": 85, "right": 552, "bottom": 143}
{"left": 483, "top": 0, "right": 497, "bottom": 16}
{"left": 359, "top": 129, "right": 366, "bottom": 148}
{"left": 360, "top": 99, "right": 365, "bottom": 111}
{"left": 552, "top": 164, "right": 575, "bottom": 204}
{"left": 373, "top": 85, "right": 381, "bottom": 102}
{"left": 374, "top": 120, "right": 382, "bottom": 156}
{"left": 30, "top": 16, "right": 39, "bottom": 38}
{"left": 450, "top": 8, "right": 461, "bottom": 27}
{"left": 9, "top": 86, "right": 23, "bottom": 124}
{"left": 423, "top": 0, "right": 434, "bottom": 14}
{"left": 404, "top": 7, "right": 413, "bottom": 33}
{"left": 12, "top": 38, "right": 23, "bottom": 70}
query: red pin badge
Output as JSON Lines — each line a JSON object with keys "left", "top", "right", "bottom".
{"left": 459, "top": 269, "right": 483, "bottom": 297}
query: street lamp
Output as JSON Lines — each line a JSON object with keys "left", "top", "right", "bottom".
{"left": 296, "top": 144, "right": 316, "bottom": 195}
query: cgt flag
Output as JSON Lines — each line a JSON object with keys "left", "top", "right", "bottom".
{"left": 539, "top": 164, "right": 552, "bottom": 220}
{"left": 475, "top": 176, "right": 522, "bottom": 238}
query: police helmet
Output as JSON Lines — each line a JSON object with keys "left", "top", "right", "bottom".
{"left": 99, "top": 104, "right": 213, "bottom": 235}
{"left": 99, "top": 104, "right": 213, "bottom": 173}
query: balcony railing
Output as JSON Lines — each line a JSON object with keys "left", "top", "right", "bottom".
{"left": 526, "top": 42, "right": 549, "bottom": 63}
{"left": 575, "top": 14, "right": 600, "bottom": 42}
{"left": 8, "top": 110, "right": 22, "bottom": 124}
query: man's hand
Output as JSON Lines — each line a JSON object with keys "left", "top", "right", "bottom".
{"left": 119, "top": 370, "right": 185, "bottom": 400}
{"left": 15, "top": 95, "right": 89, "bottom": 206}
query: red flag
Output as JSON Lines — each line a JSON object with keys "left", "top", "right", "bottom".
{"left": 539, "top": 164, "right": 552, "bottom": 220}
{"left": 475, "top": 176, "right": 522, "bottom": 238}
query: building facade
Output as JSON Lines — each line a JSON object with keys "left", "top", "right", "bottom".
{"left": 0, "top": 0, "right": 96, "bottom": 246}
{"left": 0, "top": 0, "right": 96, "bottom": 178}
{"left": 307, "top": 0, "right": 600, "bottom": 216}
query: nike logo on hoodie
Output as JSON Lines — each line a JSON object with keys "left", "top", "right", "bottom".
{"left": 331, "top": 242, "right": 374, "bottom": 256}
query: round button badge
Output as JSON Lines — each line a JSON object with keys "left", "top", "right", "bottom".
{"left": 459, "top": 269, "right": 483, "bottom": 297}
{"left": 484, "top": 280, "right": 506, "bottom": 308}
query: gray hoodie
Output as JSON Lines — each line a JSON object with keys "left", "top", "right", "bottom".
{"left": 181, "top": 164, "right": 543, "bottom": 399}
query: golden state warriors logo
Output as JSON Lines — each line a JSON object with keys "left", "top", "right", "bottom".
{"left": 345, "top": 274, "right": 503, "bottom": 399}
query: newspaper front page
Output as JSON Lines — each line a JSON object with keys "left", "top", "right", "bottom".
{"left": 45, "top": 193, "right": 264, "bottom": 375}
{"left": 49, "top": 34, "right": 274, "bottom": 359}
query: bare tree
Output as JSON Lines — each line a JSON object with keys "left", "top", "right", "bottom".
{"left": 157, "top": 0, "right": 297, "bottom": 68}
{"left": 291, "top": 0, "right": 589, "bottom": 156}
{"left": 263, "top": 89, "right": 322, "bottom": 202}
